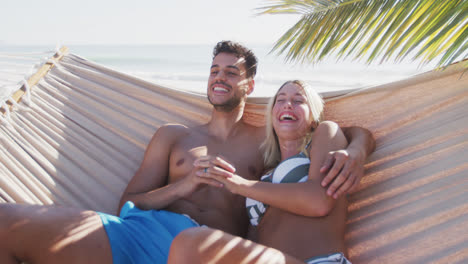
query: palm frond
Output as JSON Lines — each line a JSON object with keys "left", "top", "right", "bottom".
{"left": 258, "top": 0, "right": 468, "bottom": 68}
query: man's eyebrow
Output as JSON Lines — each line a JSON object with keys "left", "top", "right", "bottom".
{"left": 227, "top": 65, "right": 240, "bottom": 71}
{"left": 210, "top": 64, "right": 240, "bottom": 71}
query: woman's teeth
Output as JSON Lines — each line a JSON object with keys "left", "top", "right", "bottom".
{"left": 280, "top": 114, "right": 296, "bottom": 121}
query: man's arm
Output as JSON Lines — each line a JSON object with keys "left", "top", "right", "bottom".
{"left": 320, "top": 126, "right": 376, "bottom": 199}
{"left": 118, "top": 124, "right": 215, "bottom": 213}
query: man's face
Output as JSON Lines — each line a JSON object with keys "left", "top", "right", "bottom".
{"left": 207, "top": 52, "right": 253, "bottom": 112}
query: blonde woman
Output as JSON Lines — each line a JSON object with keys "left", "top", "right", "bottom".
{"left": 168, "top": 80, "right": 373, "bottom": 263}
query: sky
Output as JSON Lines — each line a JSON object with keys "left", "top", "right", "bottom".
{"left": 0, "top": 0, "right": 440, "bottom": 94}
{"left": 1, "top": 0, "right": 301, "bottom": 46}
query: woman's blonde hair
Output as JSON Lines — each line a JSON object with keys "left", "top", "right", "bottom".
{"left": 260, "top": 80, "right": 324, "bottom": 170}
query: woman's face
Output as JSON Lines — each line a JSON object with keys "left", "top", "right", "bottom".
{"left": 272, "top": 82, "right": 313, "bottom": 141}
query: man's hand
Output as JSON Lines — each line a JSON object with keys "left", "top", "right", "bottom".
{"left": 320, "top": 126, "right": 375, "bottom": 199}
{"left": 194, "top": 155, "right": 246, "bottom": 193}
{"left": 320, "top": 148, "right": 365, "bottom": 199}
{"left": 177, "top": 156, "right": 233, "bottom": 197}
{"left": 193, "top": 155, "right": 236, "bottom": 185}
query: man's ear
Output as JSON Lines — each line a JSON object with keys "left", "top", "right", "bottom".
{"left": 246, "top": 79, "right": 255, "bottom": 95}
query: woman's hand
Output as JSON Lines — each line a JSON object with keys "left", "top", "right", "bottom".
{"left": 177, "top": 156, "right": 231, "bottom": 194}
{"left": 194, "top": 155, "right": 247, "bottom": 193}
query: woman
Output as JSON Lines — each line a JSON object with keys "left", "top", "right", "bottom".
{"left": 168, "top": 80, "right": 352, "bottom": 263}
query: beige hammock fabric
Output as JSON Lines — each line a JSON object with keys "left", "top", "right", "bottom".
{"left": 0, "top": 52, "right": 467, "bottom": 263}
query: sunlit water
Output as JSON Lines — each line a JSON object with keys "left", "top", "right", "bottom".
{"left": 0, "top": 44, "right": 437, "bottom": 100}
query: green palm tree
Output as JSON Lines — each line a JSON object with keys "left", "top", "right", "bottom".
{"left": 258, "top": 0, "right": 468, "bottom": 68}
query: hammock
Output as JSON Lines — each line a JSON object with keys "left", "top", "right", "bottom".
{"left": 0, "top": 48, "right": 467, "bottom": 263}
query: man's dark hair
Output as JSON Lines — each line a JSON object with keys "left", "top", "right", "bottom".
{"left": 212, "top": 41, "right": 258, "bottom": 79}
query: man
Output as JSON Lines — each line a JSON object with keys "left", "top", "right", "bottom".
{"left": 0, "top": 41, "right": 374, "bottom": 264}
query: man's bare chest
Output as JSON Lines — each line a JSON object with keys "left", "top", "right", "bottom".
{"left": 168, "top": 135, "right": 263, "bottom": 182}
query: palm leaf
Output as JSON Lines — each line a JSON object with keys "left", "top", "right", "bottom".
{"left": 258, "top": 0, "right": 468, "bottom": 68}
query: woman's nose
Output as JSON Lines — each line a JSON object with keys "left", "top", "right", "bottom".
{"left": 283, "top": 100, "right": 293, "bottom": 109}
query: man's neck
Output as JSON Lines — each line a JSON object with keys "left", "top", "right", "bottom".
{"left": 206, "top": 103, "right": 246, "bottom": 142}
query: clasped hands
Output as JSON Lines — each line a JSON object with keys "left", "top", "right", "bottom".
{"left": 192, "top": 149, "right": 365, "bottom": 199}
{"left": 192, "top": 155, "right": 243, "bottom": 194}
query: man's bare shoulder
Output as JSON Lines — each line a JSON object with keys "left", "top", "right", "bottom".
{"left": 255, "top": 125, "right": 266, "bottom": 137}
{"left": 157, "top": 123, "right": 189, "bottom": 134}
{"left": 152, "top": 123, "right": 192, "bottom": 143}
{"left": 242, "top": 123, "right": 265, "bottom": 141}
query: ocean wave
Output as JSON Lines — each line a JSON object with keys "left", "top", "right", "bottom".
{"left": 126, "top": 68, "right": 410, "bottom": 93}
{"left": 70, "top": 44, "right": 434, "bottom": 95}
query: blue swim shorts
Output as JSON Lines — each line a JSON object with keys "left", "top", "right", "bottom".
{"left": 305, "top": 252, "right": 351, "bottom": 264}
{"left": 98, "top": 201, "right": 199, "bottom": 264}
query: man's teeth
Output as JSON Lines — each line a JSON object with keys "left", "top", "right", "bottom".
{"left": 280, "top": 114, "right": 296, "bottom": 121}
{"left": 213, "top": 87, "right": 229, "bottom": 92}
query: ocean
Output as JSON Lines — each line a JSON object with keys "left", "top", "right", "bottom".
{"left": 1, "top": 44, "right": 436, "bottom": 99}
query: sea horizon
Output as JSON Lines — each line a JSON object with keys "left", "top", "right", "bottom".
{"left": 1, "top": 43, "right": 438, "bottom": 99}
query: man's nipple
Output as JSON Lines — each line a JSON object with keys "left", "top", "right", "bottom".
{"left": 176, "top": 159, "right": 185, "bottom": 166}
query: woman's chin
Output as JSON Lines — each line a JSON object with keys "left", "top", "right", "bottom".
{"left": 275, "top": 127, "right": 306, "bottom": 139}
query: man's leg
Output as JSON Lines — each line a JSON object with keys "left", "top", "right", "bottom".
{"left": 0, "top": 203, "right": 112, "bottom": 264}
{"left": 168, "top": 227, "right": 304, "bottom": 264}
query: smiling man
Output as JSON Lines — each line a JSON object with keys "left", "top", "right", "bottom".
{"left": 0, "top": 41, "right": 374, "bottom": 264}
{"left": 208, "top": 52, "right": 254, "bottom": 112}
